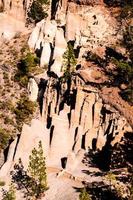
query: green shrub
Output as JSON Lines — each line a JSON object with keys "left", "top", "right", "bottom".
{"left": 0, "top": 100, "right": 14, "bottom": 112}
{"left": 111, "top": 57, "right": 133, "bottom": 103}
{"left": 4, "top": 116, "right": 14, "bottom": 126}
{"left": 0, "top": 180, "right": 5, "bottom": 187}
{"left": 79, "top": 188, "right": 92, "bottom": 200}
{"left": 27, "top": 0, "right": 49, "bottom": 23}
{"left": 14, "top": 96, "right": 36, "bottom": 127}
{"left": 14, "top": 52, "right": 39, "bottom": 87}
{"left": 2, "top": 184, "right": 16, "bottom": 200}
{"left": 18, "top": 52, "right": 39, "bottom": 73}
{"left": 112, "top": 58, "right": 132, "bottom": 81}
{"left": 0, "top": 128, "right": 10, "bottom": 150}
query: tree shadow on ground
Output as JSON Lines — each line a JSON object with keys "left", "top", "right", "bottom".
{"left": 10, "top": 159, "right": 36, "bottom": 199}
{"left": 73, "top": 181, "right": 124, "bottom": 200}
{"left": 82, "top": 170, "right": 106, "bottom": 177}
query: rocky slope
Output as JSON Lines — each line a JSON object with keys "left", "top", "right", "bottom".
{"left": 0, "top": 0, "right": 132, "bottom": 200}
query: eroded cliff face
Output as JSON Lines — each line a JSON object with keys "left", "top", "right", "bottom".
{"left": 0, "top": 1, "right": 132, "bottom": 199}
{"left": 22, "top": 1, "right": 132, "bottom": 171}
{"left": 0, "top": 0, "right": 30, "bottom": 40}
{"left": 28, "top": 0, "right": 120, "bottom": 76}
{"left": 0, "top": 0, "right": 132, "bottom": 171}
{"left": 0, "top": 0, "right": 28, "bottom": 20}
{"left": 0, "top": 77, "right": 131, "bottom": 178}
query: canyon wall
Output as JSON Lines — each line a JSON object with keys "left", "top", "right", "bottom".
{"left": 0, "top": 77, "right": 131, "bottom": 180}
{"left": 0, "top": 0, "right": 32, "bottom": 41}
{"left": 0, "top": 0, "right": 132, "bottom": 190}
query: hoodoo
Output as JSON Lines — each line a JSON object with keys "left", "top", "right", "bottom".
{"left": 0, "top": 0, "right": 132, "bottom": 199}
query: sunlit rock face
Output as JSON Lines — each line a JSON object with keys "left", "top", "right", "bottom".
{"left": 1, "top": 0, "right": 27, "bottom": 21}
{"left": 28, "top": 78, "right": 38, "bottom": 101}
{"left": 28, "top": 0, "right": 120, "bottom": 76}
{"left": 0, "top": 2, "right": 132, "bottom": 198}
{"left": 0, "top": 0, "right": 29, "bottom": 41}
{"left": 0, "top": 77, "right": 131, "bottom": 178}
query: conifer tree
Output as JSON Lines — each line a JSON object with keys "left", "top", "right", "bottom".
{"left": 28, "top": 141, "right": 48, "bottom": 199}
{"left": 63, "top": 43, "right": 76, "bottom": 70}
{"left": 62, "top": 43, "right": 76, "bottom": 80}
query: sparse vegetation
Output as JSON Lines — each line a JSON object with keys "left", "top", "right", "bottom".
{"left": 3, "top": 72, "right": 9, "bottom": 80}
{"left": 0, "top": 180, "right": 5, "bottom": 187}
{"left": 111, "top": 57, "right": 133, "bottom": 103}
{"left": 105, "top": 172, "right": 129, "bottom": 199}
{"left": 0, "top": 100, "right": 14, "bottom": 112}
{"left": 79, "top": 188, "right": 92, "bottom": 200}
{"left": 4, "top": 116, "right": 14, "bottom": 126}
{"left": 0, "top": 128, "right": 10, "bottom": 150}
{"left": 2, "top": 184, "right": 16, "bottom": 200}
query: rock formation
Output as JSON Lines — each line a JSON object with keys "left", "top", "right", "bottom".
{"left": 0, "top": 0, "right": 132, "bottom": 199}
{"left": 28, "top": 0, "right": 120, "bottom": 76}
{"left": 0, "top": 77, "right": 131, "bottom": 179}
{"left": 0, "top": 0, "right": 30, "bottom": 41}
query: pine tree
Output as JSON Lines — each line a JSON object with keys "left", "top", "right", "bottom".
{"left": 28, "top": 141, "right": 48, "bottom": 199}
{"left": 62, "top": 43, "right": 76, "bottom": 80}
{"left": 2, "top": 184, "right": 16, "bottom": 200}
{"left": 79, "top": 188, "right": 92, "bottom": 200}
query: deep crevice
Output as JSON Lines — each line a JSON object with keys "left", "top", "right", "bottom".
{"left": 61, "top": 157, "right": 67, "bottom": 169}
{"left": 72, "top": 127, "right": 79, "bottom": 150}
{"left": 50, "top": 125, "right": 54, "bottom": 146}
{"left": 81, "top": 134, "right": 86, "bottom": 149}
{"left": 4, "top": 138, "right": 14, "bottom": 163}
{"left": 38, "top": 79, "right": 47, "bottom": 115}
{"left": 51, "top": 0, "right": 59, "bottom": 19}
{"left": 92, "top": 138, "right": 97, "bottom": 151}
{"left": 47, "top": 116, "right": 52, "bottom": 129}
{"left": 79, "top": 98, "right": 86, "bottom": 125}
{"left": 48, "top": 43, "right": 54, "bottom": 71}
{"left": 13, "top": 134, "right": 21, "bottom": 160}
